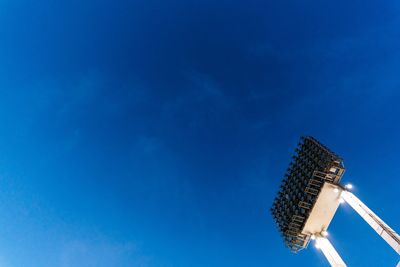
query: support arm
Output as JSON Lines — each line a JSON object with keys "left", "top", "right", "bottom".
{"left": 341, "top": 190, "right": 400, "bottom": 255}
{"left": 316, "top": 236, "right": 347, "bottom": 267}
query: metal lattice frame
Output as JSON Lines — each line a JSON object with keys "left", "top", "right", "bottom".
{"left": 270, "top": 136, "right": 345, "bottom": 252}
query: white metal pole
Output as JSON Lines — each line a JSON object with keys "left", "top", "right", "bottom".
{"left": 341, "top": 190, "right": 400, "bottom": 255}
{"left": 315, "top": 236, "right": 347, "bottom": 267}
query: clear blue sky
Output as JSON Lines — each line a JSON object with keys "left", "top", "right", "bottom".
{"left": 0, "top": 0, "right": 399, "bottom": 266}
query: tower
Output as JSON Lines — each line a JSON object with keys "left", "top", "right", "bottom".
{"left": 270, "top": 136, "right": 400, "bottom": 266}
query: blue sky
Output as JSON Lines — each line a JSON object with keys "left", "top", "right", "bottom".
{"left": 0, "top": 0, "right": 399, "bottom": 266}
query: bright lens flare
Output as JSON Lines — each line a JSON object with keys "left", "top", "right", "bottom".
{"left": 345, "top": 184, "right": 353, "bottom": 190}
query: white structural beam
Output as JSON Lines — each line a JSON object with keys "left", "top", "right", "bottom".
{"left": 341, "top": 190, "right": 400, "bottom": 255}
{"left": 315, "top": 236, "right": 347, "bottom": 267}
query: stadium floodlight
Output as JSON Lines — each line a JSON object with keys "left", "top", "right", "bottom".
{"left": 270, "top": 136, "right": 400, "bottom": 267}
{"left": 270, "top": 137, "right": 345, "bottom": 253}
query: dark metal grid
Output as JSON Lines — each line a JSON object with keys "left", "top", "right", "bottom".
{"left": 270, "top": 136, "right": 345, "bottom": 253}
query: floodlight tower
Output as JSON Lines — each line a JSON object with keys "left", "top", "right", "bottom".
{"left": 270, "top": 136, "right": 400, "bottom": 267}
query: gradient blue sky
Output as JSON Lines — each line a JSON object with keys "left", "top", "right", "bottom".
{"left": 0, "top": 0, "right": 399, "bottom": 266}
